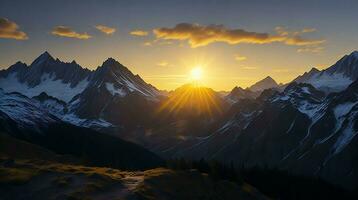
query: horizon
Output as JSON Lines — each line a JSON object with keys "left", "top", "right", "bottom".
{"left": 2, "top": 49, "right": 356, "bottom": 92}
{"left": 1, "top": 0, "right": 358, "bottom": 90}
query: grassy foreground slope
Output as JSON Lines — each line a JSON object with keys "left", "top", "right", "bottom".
{"left": 0, "top": 160, "right": 267, "bottom": 200}
{"left": 0, "top": 133, "right": 267, "bottom": 200}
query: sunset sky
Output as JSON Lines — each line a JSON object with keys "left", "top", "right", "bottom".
{"left": 1, "top": 0, "right": 358, "bottom": 91}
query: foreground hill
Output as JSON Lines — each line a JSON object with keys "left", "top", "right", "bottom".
{"left": 0, "top": 160, "right": 266, "bottom": 200}
{"left": 0, "top": 135, "right": 266, "bottom": 200}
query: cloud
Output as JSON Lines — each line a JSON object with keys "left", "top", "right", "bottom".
{"left": 130, "top": 30, "right": 148, "bottom": 36}
{"left": 143, "top": 41, "right": 152, "bottom": 46}
{"left": 0, "top": 18, "right": 28, "bottom": 40}
{"left": 302, "top": 28, "right": 316, "bottom": 33}
{"left": 153, "top": 23, "right": 325, "bottom": 48}
{"left": 51, "top": 26, "right": 91, "bottom": 39}
{"left": 154, "top": 23, "right": 285, "bottom": 47}
{"left": 235, "top": 54, "right": 247, "bottom": 61}
{"left": 297, "top": 46, "right": 324, "bottom": 53}
{"left": 157, "top": 61, "right": 169, "bottom": 67}
{"left": 275, "top": 26, "right": 289, "bottom": 36}
{"left": 284, "top": 36, "right": 325, "bottom": 46}
{"left": 95, "top": 25, "right": 116, "bottom": 35}
{"left": 241, "top": 66, "right": 258, "bottom": 70}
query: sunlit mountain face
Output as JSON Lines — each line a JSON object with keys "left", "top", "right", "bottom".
{"left": 158, "top": 83, "right": 228, "bottom": 119}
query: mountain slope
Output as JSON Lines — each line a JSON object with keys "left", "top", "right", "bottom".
{"left": 249, "top": 76, "right": 279, "bottom": 92}
{"left": 0, "top": 52, "right": 164, "bottom": 130}
{"left": 0, "top": 52, "right": 162, "bottom": 103}
{"left": 0, "top": 52, "right": 91, "bottom": 102}
{"left": 165, "top": 81, "right": 358, "bottom": 189}
{"left": 292, "top": 51, "right": 358, "bottom": 93}
{"left": 0, "top": 90, "right": 164, "bottom": 170}
{"left": 225, "top": 86, "right": 259, "bottom": 103}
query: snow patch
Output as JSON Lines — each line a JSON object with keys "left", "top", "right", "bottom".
{"left": 334, "top": 102, "right": 357, "bottom": 119}
{"left": 333, "top": 121, "right": 357, "bottom": 154}
{"left": 306, "top": 72, "right": 352, "bottom": 92}
{"left": 0, "top": 73, "right": 89, "bottom": 102}
{"left": 105, "top": 82, "right": 127, "bottom": 96}
{"left": 62, "top": 113, "right": 113, "bottom": 128}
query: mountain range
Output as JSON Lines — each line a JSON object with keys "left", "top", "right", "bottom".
{"left": 1, "top": 51, "right": 358, "bottom": 190}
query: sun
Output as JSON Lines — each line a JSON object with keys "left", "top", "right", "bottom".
{"left": 190, "top": 67, "right": 203, "bottom": 81}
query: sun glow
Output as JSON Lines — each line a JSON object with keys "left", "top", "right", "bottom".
{"left": 190, "top": 67, "right": 203, "bottom": 81}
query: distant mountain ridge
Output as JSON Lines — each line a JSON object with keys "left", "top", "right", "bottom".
{"left": 157, "top": 80, "right": 358, "bottom": 189}
{"left": 225, "top": 76, "right": 279, "bottom": 104}
{"left": 226, "top": 86, "right": 259, "bottom": 103}
{"left": 249, "top": 76, "right": 279, "bottom": 92}
{"left": 292, "top": 51, "right": 358, "bottom": 93}
{"left": 0, "top": 52, "right": 162, "bottom": 103}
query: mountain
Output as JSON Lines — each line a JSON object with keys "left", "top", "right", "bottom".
{"left": 249, "top": 76, "right": 279, "bottom": 92}
{"left": 0, "top": 52, "right": 164, "bottom": 130}
{"left": 67, "top": 58, "right": 163, "bottom": 129}
{"left": 165, "top": 81, "right": 358, "bottom": 189}
{"left": 292, "top": 51, "right": 358, "bottom": 93}
{"left": 159, "top": 83, "right": 228, "bottom": 118}
{"left": 0, "top": 52, "right": 162, "bottom": 103}
{"left": 0, "top": 89, "right": 164, "bottom": 170}
{"left": 2, "top": 51, "right": 358, "bottom": 190}
{"left": 226, "top": 86, "right": 259, "bottom": 103}
{"left": 0, "top": 52, "right": 91, "bottom": 102}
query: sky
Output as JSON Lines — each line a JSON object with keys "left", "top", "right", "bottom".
{"left": 1, "top": 0, "right": 358, "bottom": 91}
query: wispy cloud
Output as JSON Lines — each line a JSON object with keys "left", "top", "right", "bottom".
{"left": 143, "top": 41, "right": 152, "bottom": 46}
{"left": 241, "top": 66, "right": 258, "bottom": 70}
{"left": 51, "top": 26, "right": 91, "bottom": 39}
{"left": 157, "top": 61, "right": 169, "bottom": 67}
{"left": 0, "top": 18, "right": 28, "bottom": 40}
{"left": 130, "top": 30, "right": 148, "bottom": 36}
{"left": 297, "top": 46, "right": 324, "bottom": 53}
{"left": 95, "top": 25, "right": 116, "bottom": 35}
{"left": 235, "top": 54, "right": 247, "bottom": 61}
{"left": 302, "top": 28, "right": 317, "bottom": 33}
{"left": 284, "top": 36, "right": 324, "bottom": 46}
{"left": 275, "top": 26, "right": 325, "bottom": 53}
{"left": 153, "top": 23, "right": 325, "bottom": 48}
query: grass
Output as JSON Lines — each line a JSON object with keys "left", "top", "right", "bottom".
{"left": 0, "top": 158, "right": 265, "bottom": 200}
{"left": 135, "top": 168, "right": 261, "bottom": 200}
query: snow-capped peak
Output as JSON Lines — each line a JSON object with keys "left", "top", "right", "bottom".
{"left": 290, "top": 51, "right": 358, "bottom": 93}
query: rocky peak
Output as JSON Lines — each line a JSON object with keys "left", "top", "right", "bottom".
{"left": 283, "top": 82, "right": 325, "bottom": 101}
{"left": 249, "top": 76, "right": 279, "bottom": 92}
{"left": 31, "top": 51, "right": 55, "bottom": 66}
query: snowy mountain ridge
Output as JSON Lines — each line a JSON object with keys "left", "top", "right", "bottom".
{"left": 293, "top": 51, "right": 358, "bottom": 93}
{"left": 0, "top": 52, "right": 162, "bottom": 103}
